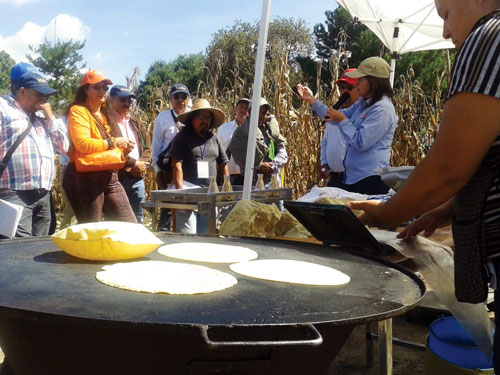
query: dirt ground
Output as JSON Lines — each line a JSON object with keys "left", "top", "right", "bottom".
{"left": 327, "top": 311, "right": 433, "bottom": 374}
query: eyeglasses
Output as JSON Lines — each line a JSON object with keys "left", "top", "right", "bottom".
{"left": 173, "top": 93, "right": 188, "bottom": 100}
{"left": 338, "top": 83, "right": 354, "bottom": 91}
{"left": 119, "top": 97, "right": 133, "bottom": 104}
{"left": 92, "top": 84, "right": 109, "bottom": 92}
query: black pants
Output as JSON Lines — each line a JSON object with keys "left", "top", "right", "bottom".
{"left": 341, "top": 175, "right": 389, "bottom": 195}
{"left": 327, "top": 172, "right": 344, "bottom": 188}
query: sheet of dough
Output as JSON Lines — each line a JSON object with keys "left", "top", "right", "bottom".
{"left": 158, "top": 242, "right": 258, "bottom": 263}
{"left": 230, "top": 259, "right": 350, "bottom": 286}
{"left": 96, "top": 261, "right": 237, "bottom": 294}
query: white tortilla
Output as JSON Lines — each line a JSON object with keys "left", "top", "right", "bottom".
{"left": 230, "top": 259, "right": 350, "bottom": 286}
{"left": 158, "top": 242, "right": 258, "bottom": 263}
{"left": 96, "top": 261, "right": 237, "bottom": 294}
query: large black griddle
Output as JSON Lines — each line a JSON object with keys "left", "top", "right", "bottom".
{"left": 284, "top": 201, "right": 394, "bottom": 255}
{"left": 0, "top": 235, "right": 424, "bottom": 375}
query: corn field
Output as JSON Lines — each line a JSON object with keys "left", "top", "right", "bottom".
{"left": 52, "top": 49, "right": 451, "bottom": 213}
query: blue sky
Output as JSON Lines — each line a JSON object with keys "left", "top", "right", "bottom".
{"left": 0, "top": 0, "right": 337, "bottom": 85}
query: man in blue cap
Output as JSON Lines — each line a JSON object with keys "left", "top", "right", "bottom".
{"left": 0, "top": 72, "right": 68, "bottom": 237}
{"left": 151, "top": 83, "right": 190, "bottom": 231}
{"left": 109, "top": 85, "right": 151, "bottom": 223}
{"left": 9, "top": 61, "right": 37, "bottom": 93}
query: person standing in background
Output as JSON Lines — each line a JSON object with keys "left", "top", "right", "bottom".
{"left": 151, "top": 84, "right": 190, "bottom": 231}
{"left": 216, "top": 98, "right": 250, "bottom": 185}
{"left": 109, "top": 85, "right": 151, "bottom": 223}
{"left": 63, "top": 70, "right": 136, "bottom": 224}
{"left": 0, "top": 72, "right": 68, "bottom": 237}
{"left": 297, "top": 68, "right": 360, "bottom": 188}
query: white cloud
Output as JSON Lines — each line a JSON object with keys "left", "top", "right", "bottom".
{"left": 0, "top": 0, "right": 40, "bottom": 5}
{"left": 89, "top": 51, "right": 114, "bottom": 62}
{"left": 0, "top": 14, "right": 90, "bottom": 62}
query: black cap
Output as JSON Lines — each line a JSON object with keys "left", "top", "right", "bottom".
{"left": 170, "top": 84, "right": 190, "bottom": 96}
{"left": 110, "top": 85, "right": 137, "bottom": 99}
{"left": 14, "top": 72, "right": 57, "bottom": 95}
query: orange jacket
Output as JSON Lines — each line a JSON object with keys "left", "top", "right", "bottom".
{"left": 67, "top": 105, "right": 110, "bottom": 162}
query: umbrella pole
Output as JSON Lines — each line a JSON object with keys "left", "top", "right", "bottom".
{"left": 242, "top": 0, "right": 272, "bottom": 201}
{"left": 390, "top": 58, "right": 396, "bottom": 87}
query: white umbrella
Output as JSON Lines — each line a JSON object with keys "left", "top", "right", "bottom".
{"left": 336, "top": 0, "right": 454, "bottom": 86}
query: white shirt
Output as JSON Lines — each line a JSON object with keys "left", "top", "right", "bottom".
{"left": 216, "top": 119, "right": 240, "bottom": 174}
{"left": 151, "top": 109, "right": 183, "bottom": 172}
{"left": 117, "top": 114, "right": 139, "bottom": 161}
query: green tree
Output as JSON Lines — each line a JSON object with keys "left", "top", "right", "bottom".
{"left": 27, "top": 39, "right": 86, "bottom": 114}
{"left": 314, "top": 8, "right": 384, "bottom": 68}
{"left": 204, "top": 17, "right": 314, "bottom": 93}
{"left": 0, "top": 50, "right": 16, "bottom": 95}
{"left": 137, "top": 53, "right": 204, "bottom": 108}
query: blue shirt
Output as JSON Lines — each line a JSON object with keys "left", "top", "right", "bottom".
{"left": 312, "top": 96, "right": 397, "bottom": 184}
{"left": 311, "top": 100, "right": 346, "bottom": 172}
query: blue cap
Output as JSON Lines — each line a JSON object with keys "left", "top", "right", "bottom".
{"left": 10, "top": 62, "right": 37, "bottom": 83}
{"left": 14, "top": 72, "right": 57, "bottom": 95}
{"left": 110, "top": 85, "right": 137, "bottom": 99}
{"left": 170, "top": 84, "right": 190, "bottom": 96}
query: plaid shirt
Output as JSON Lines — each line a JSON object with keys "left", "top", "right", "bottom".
{"left": 0, "top": 94, "right": 68, "bottom": 190}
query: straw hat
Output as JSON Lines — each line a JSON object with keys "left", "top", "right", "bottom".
{"left": 177, "top": 98, "right": 225, "bottom": 128}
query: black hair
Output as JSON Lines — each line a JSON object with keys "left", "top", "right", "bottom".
{"left": 365, "top": 76, "right": 393, "bottom": 106}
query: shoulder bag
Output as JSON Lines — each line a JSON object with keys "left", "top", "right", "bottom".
{"left": 74, "top": 112, "right": 126, "bottom": 172}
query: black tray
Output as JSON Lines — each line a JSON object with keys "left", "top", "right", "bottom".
{"left": 284, "top": 201, "right": 393, "bottom": 256}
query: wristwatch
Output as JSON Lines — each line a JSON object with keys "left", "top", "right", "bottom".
{"left": 107, "top": 137, "right": 115, "bottom": 149}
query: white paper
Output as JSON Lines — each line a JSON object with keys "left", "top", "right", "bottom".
{"left": 0, "top": 199, "right": 23, "bottom": 238}
{"left": 197, "top": 161, "right": 209, "bottom": 179}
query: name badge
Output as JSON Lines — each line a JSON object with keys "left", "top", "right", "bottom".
{"left": 197, "top": 161, "right": 209, "bottom": 179}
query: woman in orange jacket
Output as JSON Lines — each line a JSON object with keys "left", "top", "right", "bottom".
{"left": 62, "top": 70, "right": 137, "bottom": 223}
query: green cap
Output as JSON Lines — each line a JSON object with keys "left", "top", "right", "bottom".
{"left": 346, "top": 57, "right": 392, "bottom": 79}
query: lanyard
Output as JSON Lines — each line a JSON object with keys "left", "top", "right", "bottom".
{"left": 199, "top": 143, "right": 207, "bottom": 160}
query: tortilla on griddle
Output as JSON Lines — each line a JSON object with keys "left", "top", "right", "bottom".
{"left": 158, "top": 242, "right": 258, "bottom": 263}
{"left": 96, "top": 261, "right": 237, "bottom": 294}
{"left": 230, "top": 259, "right": 350, "bottom": 286}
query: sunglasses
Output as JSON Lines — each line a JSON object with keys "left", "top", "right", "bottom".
{"left": 338, "top": 83, "right": 354, "bottom": 91}
{"left": 173, "top": 93, "right": 188, "bottom": 100}
{"left": 119, "top": 97, "right": 133, "bottom": 104}
{"left": 92, "top": 84, "right": 109, "bottom": 91}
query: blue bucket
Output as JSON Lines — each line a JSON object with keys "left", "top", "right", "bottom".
{"left": 428, "top": 316, "right": 493, "bottom": 370}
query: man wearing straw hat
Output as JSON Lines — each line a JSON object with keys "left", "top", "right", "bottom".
{"left": 168, "top": 98, "right": 228, "bottom": 233}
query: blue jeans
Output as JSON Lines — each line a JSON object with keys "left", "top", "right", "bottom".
{"left": 175, "top": 209, "right": 208, "bottom": 234}
{"left": 0, "top": 188, "right": 51, "bottom": 237}
{"left": 119, "top": 175, "right": 145, "bottom": 223}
